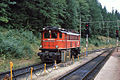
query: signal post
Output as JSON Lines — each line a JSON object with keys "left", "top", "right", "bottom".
{"left": 116, "top": 30, "right": 119, "bottom": 52}
{"left": 85, "top": 23, "right": 89, "bottom": 56}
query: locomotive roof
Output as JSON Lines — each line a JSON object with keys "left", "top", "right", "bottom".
{"left": 61, "top": 31, "right": 80, "bottom": 36}
{"left": 42, "top": 26, "right": 80, "bottom": 36}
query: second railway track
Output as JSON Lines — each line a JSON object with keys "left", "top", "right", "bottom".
{"left": 58, "top": 47, "right": 115, "bottom": 80}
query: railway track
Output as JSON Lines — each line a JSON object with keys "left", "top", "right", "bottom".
{"left": 0, "top": 48, "right": 112, "bottom": 80}
{"left": 58, "top": 48, "right": 115, "bottom": 80}
{"left": 0, "top": 63, "right": 53, "bottom": 80}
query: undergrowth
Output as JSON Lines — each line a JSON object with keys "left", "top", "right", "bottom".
{"left": 0, "top": 27, "right": 40, "bottom": 59}
{"left": 81, "top": 35, "right": 116, "bottom": 47}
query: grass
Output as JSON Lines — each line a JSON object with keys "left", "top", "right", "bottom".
{"left": 0, "top": 54, "right": 41, "bottom": 72}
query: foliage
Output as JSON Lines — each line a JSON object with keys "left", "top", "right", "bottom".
{"left": 81, "top": 35, "right": 116, "bottom": 48}
{"left": 0, "top": 17, "right": 9, "bottom": 23}
{"left": 0, "top": 0, "right": 120, "bottom": 37}
{"left": 0, "top": 27, "right": 40, "bottom": 58}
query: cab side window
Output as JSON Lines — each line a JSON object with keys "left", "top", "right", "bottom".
{"left": 59, "top": 33, "right": 62, "bottom": 39}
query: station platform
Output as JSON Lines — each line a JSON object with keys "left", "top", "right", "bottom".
{"left": 95, "top": 48, "right": 120, "bottom": 80}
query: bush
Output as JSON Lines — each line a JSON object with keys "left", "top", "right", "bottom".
{"left": 0, "top": 28, "right": 39, "bottom": 58}
{"left": 81, "top": 35, "right": 115, "bottom": 47}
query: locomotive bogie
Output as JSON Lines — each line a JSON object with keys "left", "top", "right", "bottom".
{"left": 38, "top": 51, "right": 61, "bottom": 62}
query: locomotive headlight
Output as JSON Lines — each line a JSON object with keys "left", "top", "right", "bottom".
{"left": 43, "top": 28, "right": 45, "bottom": 30}
{"left": 56, "top": 45, "right": 59, "bottom": 48}
{"left": 40, "top": 45, "right": 42, "bottom": 48}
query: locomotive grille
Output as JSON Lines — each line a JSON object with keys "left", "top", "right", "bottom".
{"left": 43, "top": 40, "right": 56, "bottom": 48}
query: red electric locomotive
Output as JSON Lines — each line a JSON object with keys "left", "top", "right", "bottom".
{"left": 38, "top": 27, "right": 81, "bottom": 62}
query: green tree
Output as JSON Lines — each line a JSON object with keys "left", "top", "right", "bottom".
{"left": 0, "top": 0, "right": 10, "bottom": 24}
{"left": 87, "top": 0, "right": 103, "bottom": 35}
{"left": 63, "top": 0, "right": 78, "bottom": 30}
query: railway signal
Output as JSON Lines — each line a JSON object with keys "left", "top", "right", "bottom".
{"left": 116, "top": 30, "right": 119, "bottom": 37}
{"left": 85, "top": 23, "right": 89, "bottom": 56}
{"left": 85, "top": 23, "right": 89, "bottom": 35}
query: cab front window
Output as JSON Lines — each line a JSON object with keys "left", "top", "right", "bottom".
{"left": 51, "top": 32, "right": 57, "bottom": 38}
{"left": 44, "top": 32, "right": 50, "bottom": 38}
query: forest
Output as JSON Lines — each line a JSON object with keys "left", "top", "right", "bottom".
{"left": 0, "top": 0, "right": 120, "bottom": 59}
{"left": 1, "top": 0, "right": 120, "bottom": 36}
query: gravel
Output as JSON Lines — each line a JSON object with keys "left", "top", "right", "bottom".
{"left": 19, "top": 50, "right": 105, "bottom": 80}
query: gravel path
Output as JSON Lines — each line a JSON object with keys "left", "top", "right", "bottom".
{"left": 95, "top": 48, "right": 120, "bottom": 80}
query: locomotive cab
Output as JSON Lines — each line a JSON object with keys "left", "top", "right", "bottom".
{"left": 41, "top": 30, "right": 60, "bottom": 49}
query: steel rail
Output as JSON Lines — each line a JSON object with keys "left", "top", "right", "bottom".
{"left": 58, "top": 48, "right": 115, "bottom": 80}
{"left": 81, "top": 48, "right": 115, "bottom": 80}
{"left": 0, "top": 63, "right": 53, "bottom": 80}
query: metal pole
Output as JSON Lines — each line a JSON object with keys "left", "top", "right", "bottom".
{"left": 31, "top": 67, "right": 33, "bottom": 80}
{"left": 117, "top": 20, "right": 119, "bottom": 47}
{"left": 44, "top": 63, "right": 46, "bottom": 73}
{"left": 86, "top": 34, "right": 88, "bottom": 56}
{"left": 117, "top": 37, "right": 118, "bottom": 46}
{"left": 116, "top": 20, "right": 119, "bottom": 51}
{"left": 108, "top": 28, "right": 109, "bottom": 43}
{"left": 79, "top": 16, "right": 81, "bottom": 52}
{"left": 117, "top": 37, "right": 118, "bottom": 52}
{"left": 99, "top": 22, "right": 101, "bottom": 33}
{"left": 10, "top": 62, "right": 13, "bottom": 80}
{"left": 107, "top": 22, "right": 109, "bottom": 43}
{"left": 72, "top": 55, "right": 74, "bottom": 64}
{"left": 54, "top": 60, "right": 57, "bottom": 69}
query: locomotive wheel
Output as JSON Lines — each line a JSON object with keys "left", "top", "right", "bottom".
{"left": 40, "top": 54, "right": 61, "bottom": 63}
